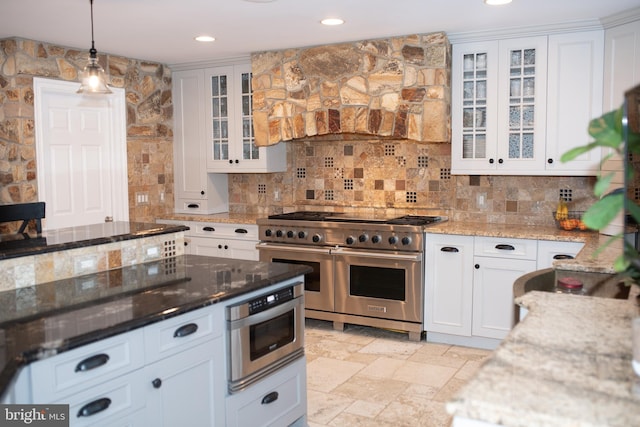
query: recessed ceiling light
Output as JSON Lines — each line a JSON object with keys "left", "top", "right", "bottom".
{"left": 484, "top": 0, "right": 513, "bottom": 5}
{"left": 321, "top": 18, "right": 344, "bottom": 26}
{"left": 195, "top": 35, "right": 216, "bottom": 42}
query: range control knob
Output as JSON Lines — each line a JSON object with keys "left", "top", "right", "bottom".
{"left": 358, "top": 234, "right": 368, "bottom": 243}
{"left": 276, "top": 230, "right": 284, "bottom": 238}
{"left": 401, "top": 236, "right": 412, "bottom": 246}
{"left": 264, "top": 229, "right": 273, "bottom": 237}
{"left": 388, "top": 236, "right": 398, "bottom": 245}
{"left": 371, "top": 235, "right": 381, "bottom": 244}
{"left": 346, "top": 236, "right": 355, "bottom": 245}
{"left": 286, "top": 230, "right": 295, "bottom": 238}
{"left": 298, "top": 231, "right": 307, "bottom": 239}
{"left": 312, "top": 234, "right": 322, "bottom": 243}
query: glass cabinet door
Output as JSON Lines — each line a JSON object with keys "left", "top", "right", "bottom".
{"left": 461, "top": 52, "right": 488, "bottom": 160}
{"left": 210, "top": 73, "right": 230, "bottom": 162}
{"left": 240, "top": 71, "right": 259, "bottom": 162}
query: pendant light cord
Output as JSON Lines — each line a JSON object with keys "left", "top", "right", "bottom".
{"left": 89, "top": 0, "right": 97, "bottom": 57}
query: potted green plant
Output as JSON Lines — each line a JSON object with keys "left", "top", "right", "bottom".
{"left": 561, "top": 86, "right": 640, "bottom": 286}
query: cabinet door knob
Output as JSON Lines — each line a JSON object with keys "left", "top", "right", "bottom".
{"left": 77, "top": 397, "right": 111, "bottom": 417}
{"left": 234, "top": 159, "right": 239, "bottom": 164}
{"left": 200, "top": 191, "right": 205, "bottom": 195}
{"left": 229, "top": 160, "right": 234, "bottom": 164}
{"left": 224, "top": 245, "right": 229, "bottom": 250}
{"left": 489, "top": 158, "right": 494, "bottom": 164}
{"left": 547, "top": 158, "right": 554, "bottom": 164}
{"left": 218, "top": 244, "right": 223, "bottom": 249}
{"left": 173, "top": 323, "right": 198, "bottom": 338}
{"left": 475, "top": 264, "right": 480, "bottom": 269}
{"left": 152, "top": 378, "right": 162, "bottom": 389}
{"left": 498, "top": 158, "right": 504, "bottom": 164}
{"left": 75, "top": 353, "right": 110, "bottom": 372}
{"left": 261, "top": 391, "right": 279, "bottom": 405}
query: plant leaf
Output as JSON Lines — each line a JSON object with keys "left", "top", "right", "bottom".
{"left": 588, "top": 108, "right": 623, "bottom": 148}
{"left": 560, "top": 142, "right": 600, "bottom": 163}
{"left": 627, "top": 198, "right": 640, "bottom": 224}
{"left": 582, "top": 193, "right": 624, "bottom": 229}
{"left": 592, "top": 172, "right": 614, "bottom": 198}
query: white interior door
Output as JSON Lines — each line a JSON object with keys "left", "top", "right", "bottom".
{"left": 34, "top": 78, "right": 128, "bottom": 230}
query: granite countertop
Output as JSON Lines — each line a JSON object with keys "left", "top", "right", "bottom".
{"left": 447, "top": 288, "right": 640, "bottom": 426}
{"left": 0, "top": 221, "right": 189, "bottom": 260}
{"left": 0, "top": 254, "right": 310, "bottom": 397}
{"left": 157, "top": 212, "right": 262, "bottom": 225}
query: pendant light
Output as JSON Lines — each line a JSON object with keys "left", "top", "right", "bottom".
{"left": 77, "top": 0, "right": 111, "bottom": 94}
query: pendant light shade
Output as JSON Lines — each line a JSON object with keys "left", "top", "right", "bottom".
{"left": 77, "top": 0, "right": 111, "bottom": 94}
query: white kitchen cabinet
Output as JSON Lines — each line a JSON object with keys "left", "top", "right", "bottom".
{"left": 225, "top": 356, "right": 307, "bottom": 427}
{"left": 452, "top": 36, "right": 547, "bottom": 174}
{"left": 204, "top": 63, "right": 286, "bottom": 173}
{"left": 545, "top": 30, "right": 604, "bottom": 174}
{"left": 172, "top": 69, "right": 229, "bottom": 214}
{"left": 157, "top": 219, "right": 259, "bottom": 260}
{"left": 424, "top": 234, "right": 474, "bottom": 337}
{"left": 145, "top": 339, "right": 224, "bottom": 427}
{"left": 452, "top": 31, "right": 604, "bottom": 176}
{"left": 472, "top": 237, "right": 537, "bottom": 340}
{"left": 536, "top": 239, "right": 585, "bottom": 269}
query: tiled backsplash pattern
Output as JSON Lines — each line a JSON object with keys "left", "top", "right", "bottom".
{"left": 228, "top": 140, "right": 600, "bottom": 226}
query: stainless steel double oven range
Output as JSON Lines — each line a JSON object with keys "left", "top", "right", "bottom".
{"left": 257, "top": 212, "right": 446, "bottom": 341}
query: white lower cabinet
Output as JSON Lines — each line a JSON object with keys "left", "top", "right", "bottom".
{"left": 157, "top": 219, "right": 259, "bottom": 260}
{"left": 537, "top": 239, "right": 584, "bottom": 269}
{"left": 425, "top": 234, "right": 474, "bottom": 336}
{"left": 225, "top": 356, "right": 307, "bottom": 427}
{"left": 425, "top": 234, "right": 551, "bottom": 347}
{"left": 145, "top": 339, "right": 224, "bottom": 427}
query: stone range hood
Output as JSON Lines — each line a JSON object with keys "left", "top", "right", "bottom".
{"left": 251, "top": 32, "right": 451, "bottom": 146}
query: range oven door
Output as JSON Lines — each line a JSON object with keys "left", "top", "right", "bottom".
{"left": 227, "top": 281, "right": 305, "bottom": 393}
{"left": 257, "top": 242, "right": 334, "bottom": 312}
{"left": 334, "top": 248, "right": 423, "bottom": 323}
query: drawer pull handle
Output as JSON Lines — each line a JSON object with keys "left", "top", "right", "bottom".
{"left": 495, "top": 244, "right": 515, "bottom": 251}
{"left": 553, "top": 254, "right": 574, "bottom": 260}
{"left": 441, "top": 247, "right": 459, "bottom": 253}
{"left": 202, "top": 226, "right": 215, "bottom": 232}
{"left": 77, "top": 397, "right": 111, "bottom": 417}
{"left": 261, "top": 391, "right": 279, "bottom": 405}
{"left": 235, "top": 228, "right": 248, "bottom": 234}
{"left": 75, "top": 353, "right": 110, "bottom": 372}
{"left": 187, "top": 203, "right": 200, "bottom": 209}
{"left": 174, "top": 323, "right": 198, "bottom": 338}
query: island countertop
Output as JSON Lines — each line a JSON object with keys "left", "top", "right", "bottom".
{"left": 0, "top": 221, "right": 189, "bottom": 260}
{"left": 0, "top": 254, "right": 310, "bottom": 397}
{"left": 446, "top": 289, "right": 640, "bottom": 426}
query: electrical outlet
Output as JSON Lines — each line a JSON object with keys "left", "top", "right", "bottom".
{"left": 477, "top": 192, "right": 487, "bottom": 208}
{"left": 274, "top": 190, "right": 281, "bottom": 201}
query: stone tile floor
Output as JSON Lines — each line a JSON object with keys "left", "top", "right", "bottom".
{"left": 304, "top": 319, "right": 492, "bottom": 427}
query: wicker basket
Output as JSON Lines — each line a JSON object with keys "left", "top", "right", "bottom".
{"left": 552, "top": 211, "right": 590, "bottom": 231}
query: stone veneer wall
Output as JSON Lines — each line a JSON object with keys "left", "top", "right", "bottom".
{"left": 251, "top": 32, "right": 450, "bottom": 146}
{"left": 0, "top": 232, "right": 184, "bottom": 291}
{"left": 0, "top": 38, "right": 174, "bottom": 231}
{"left": 228, "top": 139, "right": 599, "bottom": 227}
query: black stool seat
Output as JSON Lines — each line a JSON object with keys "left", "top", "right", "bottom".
{"left": 0, "top": 202, "right": 46, "bottom": 234}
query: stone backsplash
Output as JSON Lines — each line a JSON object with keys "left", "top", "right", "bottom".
{"left": 251, "top": 32, "right": 450, "bottom": 146}
{"left": 228, "top": 139, "right": 600, "bottom": 227}
{"left": 0, "top": 37, "right": 174, "bottom": 232}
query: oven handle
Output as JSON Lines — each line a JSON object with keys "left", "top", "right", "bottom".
{"left": 331, "top": 247, "right": 422, "bottom": 262}
{"left": 228, "top": 294, "right": 303, "bottom": 327}
{"left": 256, "top": 242, "right": 332, "bottom": 255}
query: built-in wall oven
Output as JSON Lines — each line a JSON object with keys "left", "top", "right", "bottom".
{"left": 257, "top": 212, "right": 445, "bottom": 341}
{"left": 227, "top": 281, "right": 305, "bottom": 393}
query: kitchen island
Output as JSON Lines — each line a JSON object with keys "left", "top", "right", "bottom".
{"left": 0, "top": 254, "right": 310, "bottom": 426}
{"left": 447, "top": 288, "right": 640, "bottom": 426}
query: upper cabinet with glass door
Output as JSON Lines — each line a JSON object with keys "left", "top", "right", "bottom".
{"left": 452, "top": 31, "right": 603, "bottom": 176}
{"left": 205, "top": 63, "right": 286, "bottom": 173}
{"left": 452, "top": 37, "right": 547, "bottom": 174}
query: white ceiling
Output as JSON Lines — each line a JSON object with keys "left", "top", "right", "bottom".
{"left": 1, "top": 0, "right": 638, "bottom": 67}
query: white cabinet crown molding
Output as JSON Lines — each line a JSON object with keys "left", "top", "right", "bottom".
{"left": 448, "top": 19, "right": 603, "bottom": 44}
{"left": 600, "top": 6, "right": 640, "bottom": 28}
{"left": 169, "top": 55, "right": 252, "bottom": 72}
